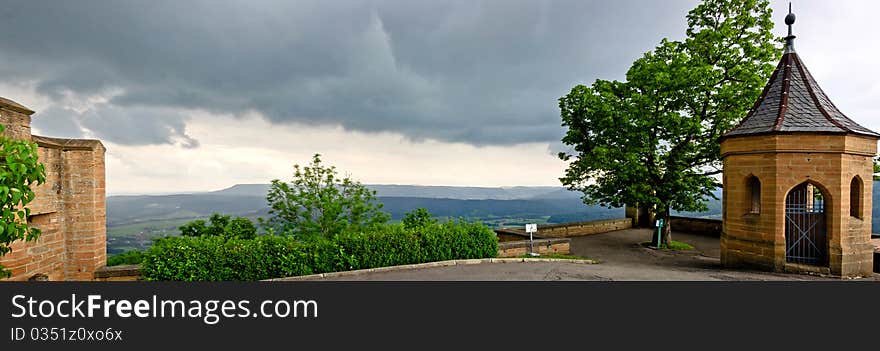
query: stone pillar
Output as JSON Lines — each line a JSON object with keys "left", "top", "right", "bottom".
{"left": 625, "top": 204, "right": 639, "bottom": 227}
{"left": 625, "top": 203, "right": 654, "bottom": 228}
{"left": 836, "top": 149, "right": 875, "bottom": 276}
{"left": 0, "top": 97, "right": 34, "bottom": 140}
{"left": 61, "top": 143, "right": 107, "bottom": 280}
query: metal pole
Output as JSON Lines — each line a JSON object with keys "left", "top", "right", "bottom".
{"left": 529, "top": 230, "right": 534, "bottom": 255}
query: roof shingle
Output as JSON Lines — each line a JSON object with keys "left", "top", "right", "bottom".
{"left": 723, "top": 51, "right": 879, "bottom": 138}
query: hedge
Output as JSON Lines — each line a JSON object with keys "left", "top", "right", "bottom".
{"left": 141, "top": 221, "right": 497, "bottom": 281}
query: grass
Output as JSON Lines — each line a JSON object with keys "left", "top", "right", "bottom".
{"left": 640, "top": 240, "right": 695, "bottom": 251}
{"left": 517, "top": 253, "right": 593, "bottom": 260}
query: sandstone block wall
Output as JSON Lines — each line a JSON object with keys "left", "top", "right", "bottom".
{"left": 0, "top": 98, "right": 106, "bottom": 281}
{"left": 497, "top": 238, "right": 571, "bottom": 257}
{"left": 93, "top": 265, "right": 141, "bottom": 282}
{"left": 501, "top": 218, "right": 632, "bottom": 238}
{"left": 720, "top": 133, "right": 876, "bottom": 277}
{"left": 669, "top": 216, "right": 722, "bottom": 237}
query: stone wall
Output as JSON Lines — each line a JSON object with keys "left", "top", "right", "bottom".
{"left": 497, "top": 238, "right": 570, "bottom": 257}
{"left": 669, "top": 216, "right": 722, "bottom": 237}
{"left": 0, "top": 97, "right": 106, "bottom": 281}
{"left": 93, "top": 265, "right": 142, "bottom": 281}
{"left": 625, "top": 204, "right": 654, "bottom": 228}
{"left": 499, "top": 218, "right": 632, "bottom": 239}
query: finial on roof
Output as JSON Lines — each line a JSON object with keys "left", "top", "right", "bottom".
{"left": 784, "top": 2, "right": 796, "bottom": 53}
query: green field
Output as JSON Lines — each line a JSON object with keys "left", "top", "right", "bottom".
{"left": 106, "top": 218, "right": 193, "bottom": 255}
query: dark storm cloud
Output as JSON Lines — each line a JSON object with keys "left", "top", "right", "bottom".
{"left": 32, "top": 105, "right": 199, "bottom": 148}
{"left": 1, "top": 0, "right": 696, "bottom": 147}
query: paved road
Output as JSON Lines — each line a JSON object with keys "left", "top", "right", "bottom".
{"left": 315, "top": 228, "right": 879, "bottom": 281}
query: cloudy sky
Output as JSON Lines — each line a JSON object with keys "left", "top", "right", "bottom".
{"left": 1, "top": 0, "right": 877, "bottom": 194}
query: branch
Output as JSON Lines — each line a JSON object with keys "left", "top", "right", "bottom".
{"left": 698, "top": 169, "right": 723, "bottom": 176}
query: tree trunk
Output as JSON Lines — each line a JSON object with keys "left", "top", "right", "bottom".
{"left": 661, "top": 207, "right": 672, "bottom": 247}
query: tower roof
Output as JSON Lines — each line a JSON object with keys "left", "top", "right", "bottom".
{"left": 723, "top": 6, "right": 879, "bottom": 139}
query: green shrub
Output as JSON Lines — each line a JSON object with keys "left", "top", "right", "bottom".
{"left": 335, "top": 225, "right": 423, "bottom": 270}
{"left": 141, "top": 221, "right": 498, "bottom": 281}
{"left": 417, "top": 220, "right": 497, "bottom": 262}
{"left": 107, "top": 250, "right": 145, "bottom": 266}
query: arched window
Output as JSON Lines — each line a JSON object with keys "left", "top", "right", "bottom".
{"left": 850, "top": 176, "right": 863, "bottom": 218}
{"left": 747, "top": 176, "right": 761, "bottom": 214}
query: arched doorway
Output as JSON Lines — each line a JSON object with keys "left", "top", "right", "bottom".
{"left": 785, "top": 182, "right": 827, "bottom": 265}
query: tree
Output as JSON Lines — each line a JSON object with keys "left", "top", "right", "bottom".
{"left": 873, "top": 156, "right": 880, "bottom": 181}
{"left": 263, "top": 154, "right": 389, "bottom": 239}
{"left": 558, "top": 0, "right": 778, "bottom": 246}
{"left": 179, "top": 214, "right": 257, "bottom": 239}
{"left": 178, "top": 219, "right": 208, "bottom": 237}
{"left": 0, "top": 124, "right": 47, "bottom": 278}
{"left": 402, "top": 208, "right": 437, "bottom": 230}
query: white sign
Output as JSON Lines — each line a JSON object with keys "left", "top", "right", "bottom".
{"left": 525, "top": 223, "right": 537, "bottom": 233}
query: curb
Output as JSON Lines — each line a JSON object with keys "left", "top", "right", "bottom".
{"left": 265, "top": 257, "right": 597, "bottom": 281}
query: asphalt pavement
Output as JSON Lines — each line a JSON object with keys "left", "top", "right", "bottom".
{"left": 314, "top": 228, "right": 879, "bottom": 281}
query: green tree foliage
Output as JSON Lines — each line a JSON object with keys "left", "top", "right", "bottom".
{"left": 873, "top": 156, "right": 880, "bottom": 181}
{"left": 0, "top": 124, "right": 47, "bottom": 278}
{"left": 402, "top": 208, "right": 437, "bottom": 230}
{"left": 179, "top": 213, "right": 257, "bottom": 239}
{"left": 558, "top": 0, "right": 778, "bottom": 245}
{"left": 107, "top": 250, "right": 145, "bottom": 266}
{"left": 263, "top": 154, "right": 389, "bottom": 239}
{"left": 225, "top": 216, "right": 258, "bottom": 239}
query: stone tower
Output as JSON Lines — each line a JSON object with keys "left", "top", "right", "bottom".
{"left": 719, "top": 8, "right": 878, "bottom": 277}
{"left": 0, "top": 97, "right": 107, "bottom": 281}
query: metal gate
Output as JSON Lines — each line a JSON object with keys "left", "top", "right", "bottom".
{"left": 785, "top": 183, "right": 827, "bottom": 265}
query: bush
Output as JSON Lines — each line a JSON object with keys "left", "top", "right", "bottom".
{"left": 335, "top": 226, "right": 423, "bottom": 270}
{"left": 107, "top": 250, "right": 145, "bottom": 266}
{"left": 418, "top": 221, "right": 498, "bottom": 262}
{"left": 141, "top": 221, "right": 498, "bottom": 281}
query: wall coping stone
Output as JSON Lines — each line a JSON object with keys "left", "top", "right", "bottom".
{"left": 94, "top": 265, "right": 141, "bottom": 279}
{"left": 498, "top": 217, "right": 631, "bottom": 235}
{"left": 669, "top": 216, "right": 721, "bottom": 224}
{"left": 0, "top": 96, "right": 35, "bottom": 115}
{"left": 32, "top": 135, "right": 105, "bottom": 151}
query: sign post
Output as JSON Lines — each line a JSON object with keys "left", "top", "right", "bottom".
{"left": 653, "top": 219, "right": 664, "bottom": 248}
{"left": 525, "top": 223, "right": 539, "bottom": 256}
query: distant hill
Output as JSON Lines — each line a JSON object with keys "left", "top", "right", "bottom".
{"left": 209, "top": 184, "right": 270, "bottom": 196}
{"left": 378, "top": 196, "right": 619, "bottom": 220}
{"left": 107, "top": 194, "right": 267, "bottom": 226}
{"left": 107, "top": 191, "right": 616, "bottom": 227}
{"left": 208, "top": 183, "right": 580, "bottom": 200}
